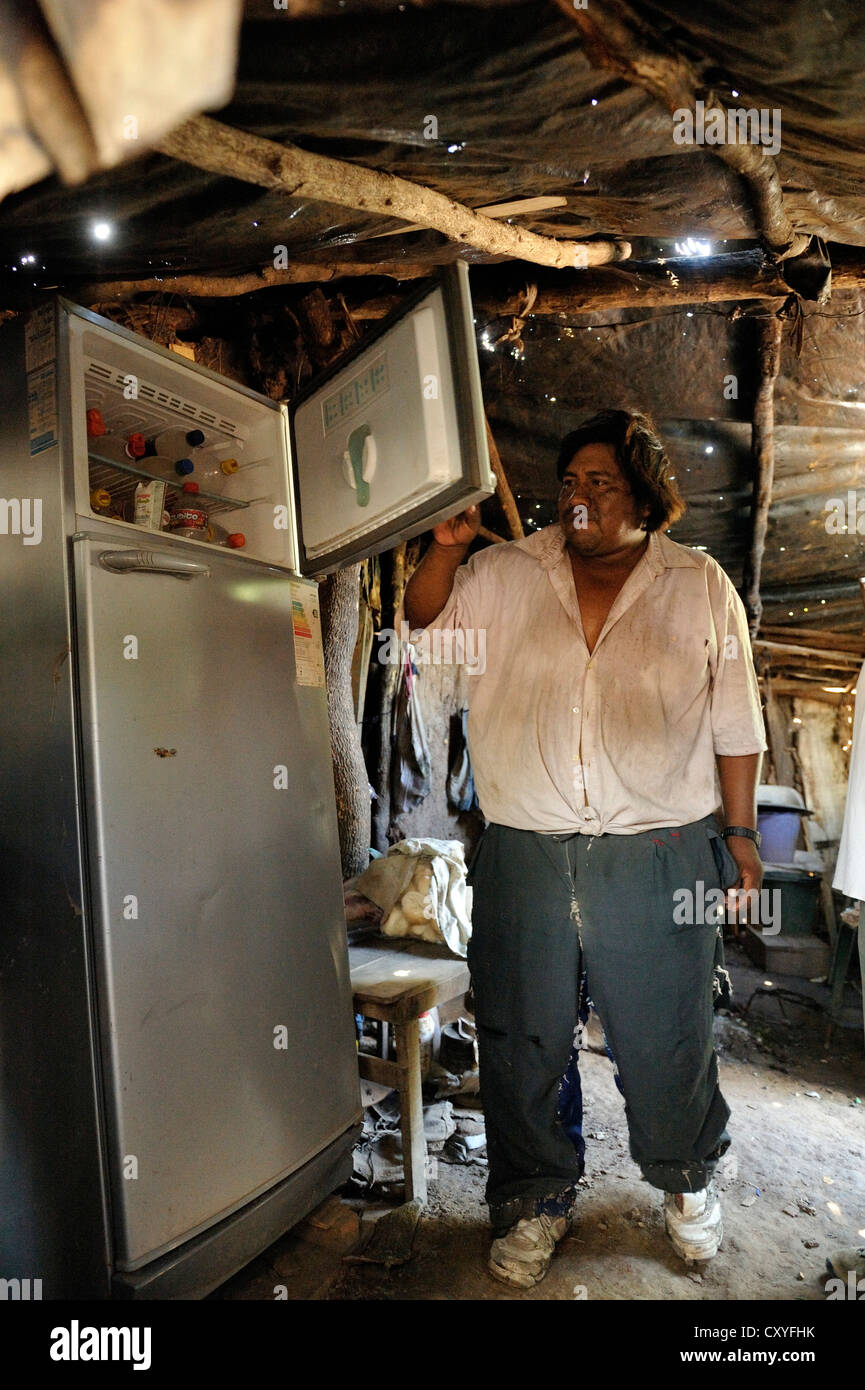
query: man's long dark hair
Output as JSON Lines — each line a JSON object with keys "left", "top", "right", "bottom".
{"left": 555, "top": 409, "right": 686, "bottom": 533}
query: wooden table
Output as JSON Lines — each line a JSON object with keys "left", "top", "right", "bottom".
{"left": 349, "top": 937, "right": 471, "bottom": 1204}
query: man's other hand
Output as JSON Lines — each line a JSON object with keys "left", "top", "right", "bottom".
{"left": 725, "top": 837, "right": 763, "bottom": 923}
{"left": 432, "top": 505, "right": 481, "bottom": 548}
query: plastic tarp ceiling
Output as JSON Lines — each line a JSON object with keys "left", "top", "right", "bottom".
{"left": 2, "top": 0, "right": 865, "bottom": 282}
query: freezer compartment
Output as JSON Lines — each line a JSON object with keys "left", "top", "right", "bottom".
{"left": 72, "top": 534, "right": 360, "bottom": 1269}
{"left": 66, "top": 311, "right": 296, "bottom": 569}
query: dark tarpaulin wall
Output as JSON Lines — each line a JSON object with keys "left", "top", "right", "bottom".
{"left": 477, "top": 286, "right": 865, "bottom": 622}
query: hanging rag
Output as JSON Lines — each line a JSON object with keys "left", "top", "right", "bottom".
{"left": 447, "top": 707, "right": 479, "bottom": 814}
{"left": 389, "top": 644, "right": 431, "bottom": 817}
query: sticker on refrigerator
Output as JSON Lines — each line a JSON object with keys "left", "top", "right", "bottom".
{"left": 25, "top": 303, "right": 56, "bottom": 372}
{"left": 27, "top": 363, "right": 58, "bottom": 455}
{"left": 289, "top": 581, "right": 325, "bottom": 687}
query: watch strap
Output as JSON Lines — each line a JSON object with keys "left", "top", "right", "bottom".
{"left": 720, "top": 825, "right": 762, "bottom": 848}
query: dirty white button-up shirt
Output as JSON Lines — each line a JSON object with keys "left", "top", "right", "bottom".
{"left": 423, "top": 524, "right": 767, "bottom": 835}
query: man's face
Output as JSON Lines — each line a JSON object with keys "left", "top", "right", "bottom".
{"left": 557, "top": 442, "right": 649, "bottom": 557}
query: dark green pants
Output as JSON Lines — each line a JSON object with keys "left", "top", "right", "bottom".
{"left": 466, "top": 815, "right": 736, "bottom": 1228}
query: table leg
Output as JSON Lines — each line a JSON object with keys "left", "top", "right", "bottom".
{"left": 394, "top": 1018, "right": 428, "bottom": 1205}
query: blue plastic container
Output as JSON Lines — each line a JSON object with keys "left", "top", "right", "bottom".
{"left": 757, "top": 809, "right": 802, "bottom": 863}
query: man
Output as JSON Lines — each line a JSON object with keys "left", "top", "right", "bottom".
{"left": 404, "top": 408, "right": 766, "bottom": 1289}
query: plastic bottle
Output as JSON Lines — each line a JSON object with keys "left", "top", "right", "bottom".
{"left": 88, "top": 432, "right": 148, "bottom": 465}
{"left": 195, "top": 445, "right": 271, "bottom": 494}
{"left": 90, "top": 487, "right": 113, "bottom": 516}
{"left": 144, "top": 426, "right": 206, "bottom": 462}
{"left": 205, "top": 521, "right": 246, "bottom": 549}
{"left": 90, "top": 488, "right": 126, "bottom": 521}
{"left": 418, "top": 1011, "right": 437, "bottom": 1080}
{"left": 142, "top": 454, "right": 195, "bottom": 482}
{"left": 168, "top": 481, "right": 209, "bottom": 540}
{"left": 194, "top": 454, "right": 241, "bottom": 494}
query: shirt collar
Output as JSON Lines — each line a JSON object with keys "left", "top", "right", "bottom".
{"left": 514, "top": 524, "right": 701, "bottom": 574}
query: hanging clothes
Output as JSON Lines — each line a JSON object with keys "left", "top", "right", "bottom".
{"left": 834, "top": 658, "right": 865, "bottom": 901}
{"left": 833, "top": 657, "right": 865, "bottom": 1039}
{"left": 447, "top": 707, "right": 479, "bottom": 814}
{"left": 389, "top": 644, "right": 432, "bottom": 818}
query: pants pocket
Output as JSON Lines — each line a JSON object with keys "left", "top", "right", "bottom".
{"left": 706, "top": 824, "right": 740, "bottom": 891}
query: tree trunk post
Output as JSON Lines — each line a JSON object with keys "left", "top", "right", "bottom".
{"left": 320, "top": 564, "right": 370, "bottom": 879}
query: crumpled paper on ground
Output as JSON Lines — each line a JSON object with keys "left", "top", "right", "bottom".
{"left": 354, "top": 837, "right": 473, "bottom": 956}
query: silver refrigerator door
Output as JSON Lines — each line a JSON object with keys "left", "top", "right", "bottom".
{"left": 72, "top": 533, "right": 360, "bottom": 1271}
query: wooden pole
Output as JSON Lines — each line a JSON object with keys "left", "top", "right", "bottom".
{"left": 370, "top": 544, "right": 406, "bottom": 851}
{"left": 320, "top": 565, "right": 370, "bottom": 879}
{"left": 156, "top": 115, "right": 631, "bottom": 273}
{"left": 753, "top": 640, "right": 862, "bottom": 669}
{"left": 73, "top": 246, "right": 865, "bottom": 313}
{"left": 759, "top": 627, "right": 865, "bottom": 656}
{"left": 484, "top": 415, "right": 524, "bottom": 540}
{"left": 742, "top": 316, "right": 783, "bottom": 638}
{"left": 762, "top": 679, "right": 796, "bottom": 786}
{"left": 553, "top": 0, "right": 806, "bottom": 257}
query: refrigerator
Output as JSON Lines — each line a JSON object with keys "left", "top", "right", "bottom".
{"left": 0, "top": 266, "right": 493, "bottom": 1299}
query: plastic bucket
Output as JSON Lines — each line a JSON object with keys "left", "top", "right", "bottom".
{"left": 762, "top": 867, "right": 821, "bottom": 937}
{"left": 757, "top": 809, "right": 802, "bottom": 863}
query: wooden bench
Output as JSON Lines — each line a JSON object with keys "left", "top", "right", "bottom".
{"left": 349, "top": 937, "right": 471, "bottom": 1204}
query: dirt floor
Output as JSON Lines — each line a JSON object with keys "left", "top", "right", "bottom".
{"left": 215, "top": 941, "right": 864, "bottom": 1303}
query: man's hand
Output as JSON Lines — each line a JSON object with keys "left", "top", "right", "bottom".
{"left": 432, "top": 505, "right": 481, "bottom": 549}
{"left": 715, "top": 751, "right": 763, "bottom": 924}
{"left": 724, "top": 835, "right": 763, "bottom": 923}
{"left": 405, "top": 506, "right": 481, "bottom": 628}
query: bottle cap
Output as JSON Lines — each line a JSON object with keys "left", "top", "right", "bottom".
{"left": 227, "top": 533, "right": 246, "bottom": 548}
{"left": 86, "top": 409, "right": 106, "bottom": 438}
{"left": 220, "top": 458, "right": 239, "bottom": 475}
{"left": 175, "top": 458, "right": 194, "bottom": 475}
{"left": 185, "top": 429, "right": 205, "bottom": 447}
{"left": 125, "top": 433, "right": 147, "bottom": 459}
{"left": 182, "top": 481, "right": 200, "bottom": 494}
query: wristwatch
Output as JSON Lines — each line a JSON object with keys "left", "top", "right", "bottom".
{"left": 720, "top": 825, "right": 762, "bottom": 848}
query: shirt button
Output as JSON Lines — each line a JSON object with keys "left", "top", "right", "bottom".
{"left": 572, "top": 706, "right": 580, "bottom": 714}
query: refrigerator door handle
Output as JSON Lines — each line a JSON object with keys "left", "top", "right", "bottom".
{"left": 98, "top": 551, "right": 211, "bottom": 579}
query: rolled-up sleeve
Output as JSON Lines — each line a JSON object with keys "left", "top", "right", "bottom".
{"left": 709, "top": 571, "right": 768, "bottom": 756}
{"left": 396, "top": 551, "right": 489, "bottom": 636}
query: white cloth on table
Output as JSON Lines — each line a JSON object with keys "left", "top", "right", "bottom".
{"left": 355, "top": 838, "right": 473, "bottom": 957}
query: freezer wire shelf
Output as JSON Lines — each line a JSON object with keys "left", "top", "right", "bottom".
{"left": 87, "top": 451, "right": 252, "bottom": 524}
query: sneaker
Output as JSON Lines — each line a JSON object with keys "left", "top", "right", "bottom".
{"left": 488, "top": 1211, "right": 572, "bottom": 1289}
{"left": 826, "top": 1247, "right": 865, "bottom": 1280}
{"left": 664, "top": 1181, "right": 723, "bottom": 1262}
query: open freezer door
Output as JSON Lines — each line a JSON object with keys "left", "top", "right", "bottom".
{"left": 289, "top": 262, "right": 495, "bottom": 575}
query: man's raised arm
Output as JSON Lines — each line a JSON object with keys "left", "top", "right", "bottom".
{"left": 403, "top": 505, "right": 481, "bottom": 628}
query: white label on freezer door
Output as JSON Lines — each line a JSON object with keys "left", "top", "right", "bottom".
{"left": 289, "top": 580, "right": 325, "bottom": 687}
